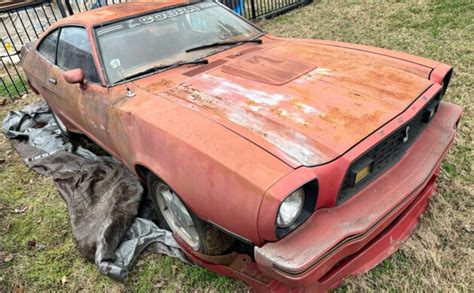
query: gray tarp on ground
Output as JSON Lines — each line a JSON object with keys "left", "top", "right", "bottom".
{"left": 2, "top": 101, "right": 188, "bottom": 280}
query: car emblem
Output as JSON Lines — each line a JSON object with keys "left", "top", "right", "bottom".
{"left": 403, "top": 126, "right": 410, "bottom": 143}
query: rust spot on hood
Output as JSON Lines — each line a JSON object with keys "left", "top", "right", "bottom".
{"left": 321, "top": 106, "right": 384, "bottom": 139}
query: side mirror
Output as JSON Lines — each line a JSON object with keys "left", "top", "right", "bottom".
{"left": 64, "top": 68, "right": 86, "bottom": 90}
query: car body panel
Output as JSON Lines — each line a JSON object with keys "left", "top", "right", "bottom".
{"left": 20, "top": 28, "right": 120, "bottom": 156}
{"left": 255, "top": 102, "right": 462, "bottom": 281}
{"left": 137, "top": 38, "right": 434, "bottom": 167}
{"left": 107, "top": 83, "right": 293, "bottom": 243}
{"left": 180, "top": 102, "right": 462, "bottom": 292}
{"left": 256, "top": 83, "right": 446, "bottom": 241}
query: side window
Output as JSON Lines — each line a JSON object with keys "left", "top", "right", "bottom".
{"left": 57, "top": 27, "right": 100, "bottom": 83}
{"left": 38, "top": 30, "right": 59, "bottom": 63}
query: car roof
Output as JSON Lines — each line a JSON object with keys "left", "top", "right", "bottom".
{"left": 54, "top": 0, "right": 191, "bottom": 28}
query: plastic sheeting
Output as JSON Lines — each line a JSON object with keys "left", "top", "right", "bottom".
{"left": 2, "top": 101, "right": 189, "bottom": 280}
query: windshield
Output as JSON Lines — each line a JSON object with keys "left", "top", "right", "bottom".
{"left": 95, "top": 2, "right": 262, "bottom": 84}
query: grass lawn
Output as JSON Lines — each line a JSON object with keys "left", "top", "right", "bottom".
{"left": 1, "top": 0, "right": 472, "bottom": 291}
{"left": 0, "top": 76, "right": 28, "bottom": 99}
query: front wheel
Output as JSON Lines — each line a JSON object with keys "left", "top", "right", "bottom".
{"left": 147, "top": 173, "right": 234, "bottom": 255}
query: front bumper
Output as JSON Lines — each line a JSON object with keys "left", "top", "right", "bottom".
{"left": 180, "top": 102, "right": 462, "bottom": 292}
{"left": 254, "top": 102, "right": 462, "bottom": 289}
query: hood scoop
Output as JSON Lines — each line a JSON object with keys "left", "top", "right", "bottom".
{"left": 222, "top": 46, "right": 317, "bottom": 85}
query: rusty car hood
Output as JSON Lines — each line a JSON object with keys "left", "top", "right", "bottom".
{"left": 134, "top": 40, "right": 433, "bottom": 167}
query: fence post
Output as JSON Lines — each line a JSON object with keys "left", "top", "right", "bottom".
{"left": 57, "top": 0, "right": 68, "bottom": 17}
{"left": 58, "top": 0, "right": 74, "bottom": 16}
{"left": 65, "top": 1, "right": 74, "bottom": 16}
{"left": 250, "top": 0, "right": 256, "bottom": 19}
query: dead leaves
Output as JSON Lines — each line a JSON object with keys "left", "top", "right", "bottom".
{"left": 27, "top": 239, "right": 36, "bottom": 250}
{"left": 13, "top": 284, "right": 25, "bottom": 293}
{"left": 3, "top": 222, "right": 11, "bottom": 234}
{"left": 154, "top": 280, "right": 167, "bottom": 289}
{"left": 0, "top": 97, "right": 9, "bottom": 106}
{"left": 3, "top": 253, "right": 15, "bottom": 263}
{"left": 25, "top": 239, "right": 45, "bottom": 251}
{"left": 12, "top": 204, "right": 33, "bottom": 214}
{"left": 14, "top": 206, "right": 29, "bottom": 214}
{"left": 464, "top": 224, "right": 472, "bottom": 233}
{"left": 61, "top": 275, "right": 68, "bottom": 286}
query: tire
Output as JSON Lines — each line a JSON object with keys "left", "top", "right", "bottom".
{"left": 147, "top": 172, "right": 234, "bottom": 255}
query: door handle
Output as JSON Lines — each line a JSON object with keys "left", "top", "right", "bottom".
{"left": 48, "top": 78, "right": 57, "bottom": 85}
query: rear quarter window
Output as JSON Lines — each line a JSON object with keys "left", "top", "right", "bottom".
{"left": 38, "top": 29, "right": 59, "bottom": 63}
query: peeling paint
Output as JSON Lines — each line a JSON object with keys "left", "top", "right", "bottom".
{"left": 202, "top": 74, "right": 289, "bottom": 106}
{"left": 292, "top": 116, "right": 307, "bottom": 125}
{"left": 228, "top": 109, "right": 321, "bottom": 166}
{"left": 178, "top": 85, "right": 219, "bottom": 109}
{"left": 295, "top": 67, "right": 333, "bottom": 84}
{"left": 166, "top": 82, "right": 323, "bottom": 165}
{"left": 248, "top": 105, "right": 263, "bottom": 112}
{"left": 295, "top": 102, "right": 321, "bottom": 114}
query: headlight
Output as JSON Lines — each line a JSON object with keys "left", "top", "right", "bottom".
{"left": 277, "top": 188, "right": 305, "bottom": 227}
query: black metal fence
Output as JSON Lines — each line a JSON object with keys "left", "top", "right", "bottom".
{"left": 56, "top": 0, "right": 311, "bottom": 20}
{"left": 0, "top": 1, "right": 56, "bottom": 99}
{"left": 223, "top": 0, "right": 311, "bottom": 19}
{"left": 56, "top": 0, "right": 129, "bottom": 17}
{"left": 0, "top": 0, "right": 311, "bottom": 99}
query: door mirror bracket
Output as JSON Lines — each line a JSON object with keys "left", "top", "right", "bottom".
{"left": 64, "top": 68, "right": 87, "bottom": 90}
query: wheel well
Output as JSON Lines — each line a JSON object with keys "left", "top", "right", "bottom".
{"left": 135, "top": 163, "right": 255, "bottom": 255}
{"left": 135, "top": 164, "right": 150, "bottom": 183}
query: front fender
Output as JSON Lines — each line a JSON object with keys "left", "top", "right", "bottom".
{"left": 109, "top": 88, "right": 292, "bottom": 245}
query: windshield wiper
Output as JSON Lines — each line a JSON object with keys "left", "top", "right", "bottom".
{"left": 185, "top": 39, "right": 263, "bottom": 53}
{"left": 116, "top": 59, "right": 209, "bottom": 83}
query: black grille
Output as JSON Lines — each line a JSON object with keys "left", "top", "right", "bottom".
{"left": 337, "top": 92, "right": 442, "bottom": 203}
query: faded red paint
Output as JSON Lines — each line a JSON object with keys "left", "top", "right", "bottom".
{"left": 181, "top": 102, "right": 462, "bottom": 292}
{"left": 20, "top": 2, "right": 462, "bottom": 291}
{"left": 255, "top": 103, "right": 462, "bottom": 279}
{"left": 138, "top": 39, "right": 435, "bottom": 167}
{"left": 63, "top": 68, "right": 86, "bottom": 89}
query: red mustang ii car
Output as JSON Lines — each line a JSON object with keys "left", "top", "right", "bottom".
{"left": 20, "top": 1, "right": 462, "bottom": 291}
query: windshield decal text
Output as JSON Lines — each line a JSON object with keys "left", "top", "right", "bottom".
{"left": 96, "top": 4, "right": 205, "bottom": 36}
{"left": 140, "top": 6, "right": 200, "bottom": 24}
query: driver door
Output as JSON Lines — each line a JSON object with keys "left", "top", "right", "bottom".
{"left": 49, "top": 26, "right": 111, "bottom": 151}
